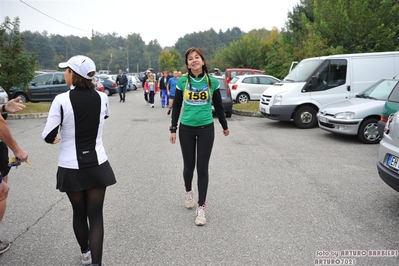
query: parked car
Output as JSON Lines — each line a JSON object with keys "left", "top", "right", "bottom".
{"left": 126, "top": 75, "right": 140, "bottom": 91}
{"left": 98, "top": 70, "right": 111, "bottom": 75}
{"left": 229, "top": 74, "right": 280, "bottom": 104}
{"left": 9, "top": 72, "right": 69, "bottom": 102}
{"left": 224, "top": 68, "right": 266, "bottom": 84}
{"left": 96, "top": 76, "right": 117, "bottom": 96}
{"left": 214, "top": 76, "right": 233, "bottom": 118}
{"left": 377, "top": 110, "right": 399, "bottom": 192}
{"left": 317, "top": 78, "right": 399, "bottom": 144}
{"left": 93, "top": 77, "right": 105, "bottom": 93}
{"left": 377, "top": 79, "right": 399, "bottom": 137}
{"left": 0, "top": 85, "right": 8, "bottom": 104}
{"left": 129, "top": 72, "right": 146, "bottom": 82}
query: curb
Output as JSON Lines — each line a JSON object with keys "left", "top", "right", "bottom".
{"left": 7, "top": 113, "right": 48, "bottom": 120}
{"left": 232, "top": 109, "right": 263, "bottom": 117}
{"left": 7, "top": 111, "right": 262, "bottom": 119}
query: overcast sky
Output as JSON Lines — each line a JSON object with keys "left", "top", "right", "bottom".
{"left": 1, "top": 0, "right": 299, "bottom": 47}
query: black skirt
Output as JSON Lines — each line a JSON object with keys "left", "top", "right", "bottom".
{"left": 56, "top": 160, "right": 116, "bottom": 192}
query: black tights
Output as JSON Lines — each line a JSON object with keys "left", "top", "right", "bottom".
{"left": 66, "top": 187, "right": 106, "bottom": 265}
{"left": 179, "top": 124, "right": 214, "bottom": 206}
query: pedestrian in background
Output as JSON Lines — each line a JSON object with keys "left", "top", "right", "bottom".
{"left": 116, "top": 69, "right": 128, "bottom": 102}
{"left": 142, "top": 69, "right": 151, "bottom": 105}
{"left": 144, "top": 72, "right": 158, "bottom": 108}
{"left": 159, "top": 70, "right": 170, "bottom": 108}
{"left": 42, "top": 55, "right": 116, "bottom": 266}
{"left": 169, "top": 47, "right": 229, "bottom": 226}
{"left": 166, "top": 70, "right": 178, "bottom": 115}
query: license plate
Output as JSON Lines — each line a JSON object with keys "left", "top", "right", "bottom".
{"left": 319, "top": 116, "right": 328, "bottom": 123}
{"left": 387, "top": 154, "right": 399, "bottom": 171}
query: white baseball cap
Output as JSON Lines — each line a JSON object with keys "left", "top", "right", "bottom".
{"left": 58, "top": 55, "right": 96, "bottom": 80}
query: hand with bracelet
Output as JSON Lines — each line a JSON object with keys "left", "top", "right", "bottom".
{"left": 2, "top": 96, "right": 26, "bottom": 113}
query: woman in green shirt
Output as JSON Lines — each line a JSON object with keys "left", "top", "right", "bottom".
{"left": 169, "top": 47, "right": 229, "bottom": 226}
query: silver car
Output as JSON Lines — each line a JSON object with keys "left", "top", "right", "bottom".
{"left": 317, "top": 79, "right": 399, "bottom": 144}
{"left": 0, "top": 86, "right": 8, "bottom": 104}
{"left": 377, "top": 110, "right": 399, "bottom": 192}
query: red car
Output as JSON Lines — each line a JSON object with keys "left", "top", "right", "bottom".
{"left": 93, "top": 78, "right": 105, "bottom": 93}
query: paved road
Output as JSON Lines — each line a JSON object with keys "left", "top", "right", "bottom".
{"left": 1, "top": 89, "right": 399, "bottom": 265}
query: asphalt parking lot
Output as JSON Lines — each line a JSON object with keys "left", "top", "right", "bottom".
{"left": 1, "top": 89, "right": 399, "bottom": 265}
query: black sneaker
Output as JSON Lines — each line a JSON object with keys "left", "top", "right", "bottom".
{"left": 0, "top": 240, "right": 11, "bottom": 255}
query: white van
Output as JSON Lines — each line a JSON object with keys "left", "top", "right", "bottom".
{"left": 259, "top": 51, "right": 399, "bottom": 128}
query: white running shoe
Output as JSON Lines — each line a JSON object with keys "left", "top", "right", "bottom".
{"left": 0, "top": 240, "right": 11, "bottom": 254}
{"left": 185, "top": 190, "right": 195, "bottom": 209}
{"left": 195, "top": 206, "right": 206, "bottom": 226}
{"left": 81, "top": 250, "right": 92, "bottom": 265}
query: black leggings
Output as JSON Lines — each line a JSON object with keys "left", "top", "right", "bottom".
{"left": 179, "top": 123, "right": 214, "bottom": 206}
{"left": 66, "top": 188, "right": 106, "bottom": 265}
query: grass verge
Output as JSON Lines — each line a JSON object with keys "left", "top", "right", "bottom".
{"left": 18, "top": 102, "right": 51, "bottom": 114}
{"left": 15, "top": 102, "right": 260, "bottom": 114}
{"left": 232, "top": 102, "right": 259, "bottom": 112}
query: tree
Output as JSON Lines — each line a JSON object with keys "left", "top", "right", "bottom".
{"left": 158, "top": 48, "right": 183, "bottom": 72}
{"left": 312, "top": 0, "right": 399, "bottom": 53}
{"left": 0, "top": 17, "right": 36, "bottom": 92}
{"left": 221, "top": 35, "right": 264, "bottom": 69}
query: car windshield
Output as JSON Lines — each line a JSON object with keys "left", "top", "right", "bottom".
{"left": 217, "top": 79, "right": 226, "bottom": 90}
{"left": 284, "top": 59, "right": 324, "bottom": 82}
{"left": 230, "top": 76, "right": 240, "bottom": 84}
{"left": 356, "top": 79, "right": 399, "bottom": 100}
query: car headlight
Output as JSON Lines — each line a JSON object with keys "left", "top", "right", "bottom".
{"left": 335, "top": 112, "right": 355, "bottom": 119}
{"left": 273, "top": 94, "right": 283, "bottom": 105}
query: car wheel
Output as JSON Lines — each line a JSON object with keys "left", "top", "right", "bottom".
{"left": 225, "top": 111, "right": 232, "bottom": 118}
{"left": 357, "top": 118, "right": 380, "bottom": 144}
{"left": 236, "top": 93, "right": 249, "bottom": 104}
{"left": 133, "top": 85, "right": 138, "bottom": 91}
{"left": 294, "top": 105, "right": 318, "bottom": 129}
{"left": 104, "top": 88, "right": 110, "bottom": 96}
{"left": 15, "top": 93, "right": 29, "bottom": 103}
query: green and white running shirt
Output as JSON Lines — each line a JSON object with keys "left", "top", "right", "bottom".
{"left": 176, "top": 74, "right": 220, "bottom": 127}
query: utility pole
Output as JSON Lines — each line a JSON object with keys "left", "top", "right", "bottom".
{"left": 108, "top": 53, "right": 112, "bottom": 71}
{"left": 126, "top": 45, "right": 129, "bottom": 72}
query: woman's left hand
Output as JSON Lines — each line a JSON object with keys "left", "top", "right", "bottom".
{"left": 169, "top": 133, "right": 176, "bottom": 144}
{"left": 223, "top": 129, "right": 229, "bottom": 136}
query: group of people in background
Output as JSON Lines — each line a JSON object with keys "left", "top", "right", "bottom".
{"left": 142, "top": 68, "right": 182, "bottom": 114}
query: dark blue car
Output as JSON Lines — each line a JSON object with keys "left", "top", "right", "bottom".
{"left": 96, "top": 76, "right": 117, "bottom": 96}
{"left": 9, "top": 72, "right": 69, "bottom": 102}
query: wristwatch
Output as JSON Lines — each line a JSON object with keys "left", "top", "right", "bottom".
{"left": 1, "top": 104, "right": 6, "bottom": 113}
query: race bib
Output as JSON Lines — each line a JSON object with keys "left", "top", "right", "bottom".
{"left": 184, "top": 85, "right": 210, "bottom": 105}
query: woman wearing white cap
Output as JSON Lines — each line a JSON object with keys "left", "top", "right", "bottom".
{"left": 42, "top": 55, "right": 116, "bottom": 266}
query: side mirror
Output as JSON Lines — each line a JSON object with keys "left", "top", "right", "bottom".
{"left": 311, "top": 76, "right": 318, "bottom": 87}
